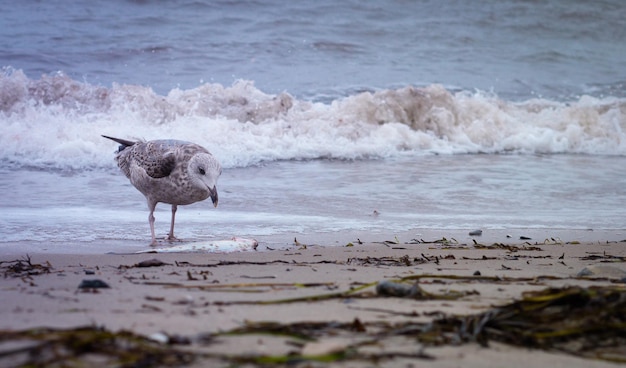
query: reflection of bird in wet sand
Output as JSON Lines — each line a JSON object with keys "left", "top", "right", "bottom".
{"left": 103, "top": 135, "right": 222, "bottom": 246}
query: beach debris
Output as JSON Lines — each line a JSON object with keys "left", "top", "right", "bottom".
{"left": 136, "top": 258, "right": 170, "bottom": 268}
{"left": 141, "top": 304, "right": 163, "bottom": 313}
{"left": 135, "top": 237, "right": 258, "bottom": 253}
{"left": 579, "top": 251, "right": 626, "bottom": 262}
{"left": 148, "top": 332, "right": 170, "bottom": 344}
{"left": 186, "top": 271, "right": 197, "bottom": 281}
{"left": 346, "top": 255, "right": 420, "bottom": 267}
{"left": 3, "top": 273, "right": 624, "bottom": 367}
{"left": 78, "top": 279, "right": 110, "bottom": 290}
{"left": 210, "top": 285, "right": 626, "bottom": 364}
{"left": 294, "top": 237, "right": 307, "bottom": 249}
{"left": 240, "top": 274, "right": 276, "bottom": 279}
{"left": 472, "top": 242, "right": 543, "bottom": 252}
{"left": 376, "top": 280, "right": 478, "bottom": 300}
{"left": 520, "top": 236, "right": 532, "bottom": 240}
{"left": 148, "top": 332, "right": 191, "bottom": 345}
{"left": 468, "top": 229, "right": 482, "bottom": 236}
{"left": 381, "top": 236, "right": 401, "bottom": 245}
{"left": 0, "top": 326, "right": 195, "bottom": 367}
{"left": 448, "top": 285, "right": 626, "bottom": 361}
{"left": 376, "top": 280, "right": 425, "bottom": 298}
{"left": 577, "top": 264, "right": 626, "bottom": 281}
{"left": 0, "top": 255, "right": 52, "bottom": 278}
{"left": 145, "top": 295, "right": 166, "bottom": 302}
{"left": 199, "top": 275, "right": 487, "bottom": 306}
{"left": 302, "top": 338, "right": 351, "bottom": 356}
{"left": 463, "top": 255, "right": 498, "bottom": 260}
{"left": 408, "top": 237, "right": 459, "bottom": 245}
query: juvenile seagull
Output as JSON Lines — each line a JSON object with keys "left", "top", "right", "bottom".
{"left": 102, "top": 135, "right": 222, "bottom": 246}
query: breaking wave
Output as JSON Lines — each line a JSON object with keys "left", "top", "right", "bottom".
{"left": 1, "top": 68, "right": 625, "bottom": 170}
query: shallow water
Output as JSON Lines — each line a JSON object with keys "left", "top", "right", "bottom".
{"left": 2, "top": 154, "right": 625, "bottom": 253}
{"left": 1, "top": 1, "right": 625, "bottom": 253}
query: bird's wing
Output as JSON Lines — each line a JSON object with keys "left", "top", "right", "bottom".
{"left": 138, "top": 147, "right": 176, "bottom": 179}
{"left": 141, "top": 151, "right": 177, "bottom": 178}
{"left": 136, "top": 141, "right": 178, "bottom": 179}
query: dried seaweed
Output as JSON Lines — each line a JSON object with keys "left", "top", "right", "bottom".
{"left": 0, "top": 326, "right": 195, "bottom": 368}
{"left": 218, "top": 320, "right": 362, "bottom": 341}
{"left": 424, "top": 285, "right": 626, "bottom": 362}
{"left": 0, "top": 255, "right": 52, "bottom": 278}
{"left": 346, "top": 254, "right": 426, "bottom": 267}
{"left": 210, "top": 285, "right": 626, "bottom": 364}
{"left": 201, "top": 277, "right": 478, "bottom": 306}
{"left": 472, "top": 241, "right": 544, "bottom": 252}
{"left": 1, "top": 286, "right": 624, "bottom": 366}
{"left": 579, "top": 252, "right": 626, "bottom": 262}
{"left": 406, "top": 237, "right": 459, "bottom": 245}
{"left": 162, "top": 281, "right": 337, "bottom": 291}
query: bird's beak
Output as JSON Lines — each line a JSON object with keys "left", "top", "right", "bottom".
{"left": 210, "top": 186, "right": 218, "bottom": 207}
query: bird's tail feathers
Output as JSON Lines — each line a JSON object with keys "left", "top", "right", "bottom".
{"left": 102, "top": 135, "right": 137, "bottom": 151}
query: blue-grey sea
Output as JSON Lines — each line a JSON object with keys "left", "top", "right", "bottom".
{"left": 1, "top": 1, "right": 625, "bottom": 252}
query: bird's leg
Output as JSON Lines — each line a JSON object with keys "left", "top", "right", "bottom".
{"left": 148, "top": 203, "right": 158, "bottom": 246}
{"left": 167, "top": 204, "right": 180, "bottom": 242}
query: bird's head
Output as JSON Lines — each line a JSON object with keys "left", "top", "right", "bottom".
{"left": 188, "top": 152, "right": 222, "bottom": 207}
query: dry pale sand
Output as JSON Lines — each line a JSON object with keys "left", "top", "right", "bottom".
{"left": 1, "top": 232, "right": 625, "bottom": 367}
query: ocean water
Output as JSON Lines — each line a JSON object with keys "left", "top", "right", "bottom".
{"left": 1, "top": 1, "right": 625, "bottom": 252}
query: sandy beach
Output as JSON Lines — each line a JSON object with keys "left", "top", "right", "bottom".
{"left": 3, "top": 0, "right": 626, "bottom": 366}
{"left": 1, "top": 231, "right": 625, "bottom": 367}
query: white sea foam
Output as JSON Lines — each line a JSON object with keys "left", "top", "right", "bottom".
{"left": 1, "top": 68, "right": 625, "bottom": 170}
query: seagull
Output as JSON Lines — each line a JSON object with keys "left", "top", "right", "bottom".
{"left": 102, "top": 135, "right": 222, "bottom": 246}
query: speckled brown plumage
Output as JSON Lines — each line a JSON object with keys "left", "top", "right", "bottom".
{"left": 103, "top": 135, "right": 222, "bottom": 245}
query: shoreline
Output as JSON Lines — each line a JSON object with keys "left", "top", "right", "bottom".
{"left": 1, "top": 227, "right": 624, "bottom": 255}
{"left": 1, "top": 233, "right": 625, "bottom": 367}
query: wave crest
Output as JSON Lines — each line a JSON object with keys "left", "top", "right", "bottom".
{"left": 1, "top": 68, "right": 625, "bottom": 170}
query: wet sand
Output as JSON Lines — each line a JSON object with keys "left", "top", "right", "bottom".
{"left": 1, "top": 232, "right": 624, "bottom": 367}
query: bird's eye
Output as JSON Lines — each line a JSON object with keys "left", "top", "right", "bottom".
{"left": 199, "top": 168, "right": 206, "bottom": 175}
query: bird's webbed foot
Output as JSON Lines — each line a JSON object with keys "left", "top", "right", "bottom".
{"left": 166, "top": 234, "right": 183, "bottom": 243}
